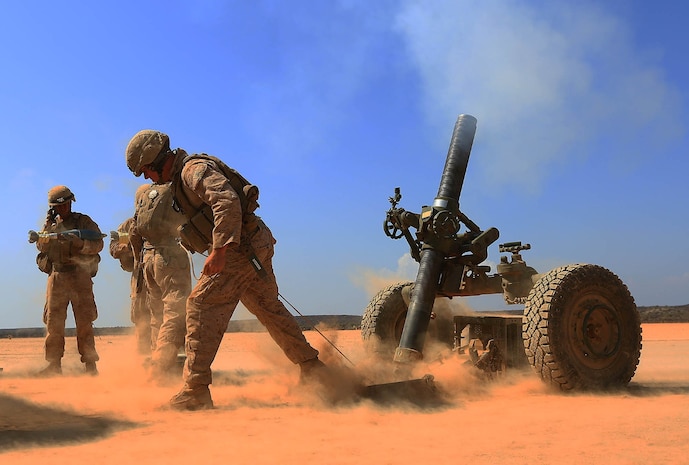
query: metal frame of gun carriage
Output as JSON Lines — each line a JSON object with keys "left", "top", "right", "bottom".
{"left": 361, "top": 114, "right": 642, "bottom": 392}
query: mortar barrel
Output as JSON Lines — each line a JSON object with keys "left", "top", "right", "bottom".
{"left": 435, "top": 114, "right": 477, "bottom": 209}
{"left": 395, "top": 247, "right": 445, "bottom": 360}
{"left": 394, "top": 114, "right": 478, "bottom": 362}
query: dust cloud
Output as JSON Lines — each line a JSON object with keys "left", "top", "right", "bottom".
{"left": 1, "top": 324, "right": 689, "bottom": 464}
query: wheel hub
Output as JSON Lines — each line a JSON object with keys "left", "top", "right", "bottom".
{"left": 567, "top": 297, "right": 621, "bottom": 369}
{"left": 582, "top": 305, "right": 620, "bottom": 358}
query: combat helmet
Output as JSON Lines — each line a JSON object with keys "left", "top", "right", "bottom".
{"left": 125, "top": 130, "right": 170, "bottom": 176}
{"left": 48, "top": 185, "right": 75, "bottom": 206}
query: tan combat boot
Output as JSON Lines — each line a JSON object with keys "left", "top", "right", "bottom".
{"left": 84, "top": 361, "right": 98, "bottom": 376}
{"left": 37, "top": 360, "right": 62, "bottom": 377}
{"left": 169, "top": 384, "right": 214, "bottom": 411}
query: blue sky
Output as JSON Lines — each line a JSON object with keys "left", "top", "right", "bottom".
{"left": 1, "top": 0, "right": 687, "bottom": 330}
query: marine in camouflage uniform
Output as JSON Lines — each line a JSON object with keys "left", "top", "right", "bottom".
{"left": 35, "top": 186, "right": 103, "bottom": 376}
{"left": 125, "top": 130, "right": 326, "bottom": 410}
{"left": 109, "top": 217, "right": 152, "bottom": 356}
{"left": 129, "top": 182, "right": 190, "bottom": 380}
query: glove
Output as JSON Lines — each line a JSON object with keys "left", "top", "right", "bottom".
{"left": 66, "top": 233, "right": 85, "bottom": 250}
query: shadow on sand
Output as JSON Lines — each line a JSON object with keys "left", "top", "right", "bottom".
{"left": 0, "top": 393, "right": 137, "bottom": 452}
{"left": 626, "top": 381, "right": 689, "bottom": 397}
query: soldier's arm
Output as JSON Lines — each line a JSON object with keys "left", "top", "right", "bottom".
{"left": 182, "top": 160, "right": 242, "bottom": 250}
{"left": 77, "top": 215, "right": 104, "bottom": 255}
{"left": 110, "top": 219, "right": 130, "bottom": 258}
{"left": 36, "top": 236, "right": 51, "bottom": 252}
{"left": 109, "top": 240, "right": 126, "bottom": 258}
{"left": 35, "top": 216, "right": 55, "bottom": 252}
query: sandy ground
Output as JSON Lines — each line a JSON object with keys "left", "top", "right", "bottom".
{"left": 1, "top": 323, "right": 688, "bottom": 464}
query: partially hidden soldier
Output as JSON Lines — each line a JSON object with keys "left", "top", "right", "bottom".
{"left": 125, "top": 130, "right": 329, "bottom": 410}
{"left": 109, "top": 217, "right": 152, "bottom": 357}
{"left": 129, "top": 182, "right": 191, "bottom": 381}
{"left": 34, "top": 186, "right": 103, "bottom": 376}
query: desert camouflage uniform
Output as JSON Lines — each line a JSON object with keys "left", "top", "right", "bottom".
{"left": 109, "top": 217, "right": 152, "bottom": 355}
{"left": 36, "top": 212, "right": 102, "bottom": 365}
{"left": 170, "top": 152, "right": 318, "bottom": 390}
{"left": 130, "top": 183, "right": 190, "bottom": 376}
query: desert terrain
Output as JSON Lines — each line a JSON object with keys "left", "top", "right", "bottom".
{"left": 1, "top": 323, "right": 688, "bottom": 464}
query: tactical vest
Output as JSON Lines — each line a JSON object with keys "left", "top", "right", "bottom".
{"left": 172, "top": 153, "right": 259, "bottom": 254}
{"left": 134, "top": 183, "right": 184, "bottom": 246}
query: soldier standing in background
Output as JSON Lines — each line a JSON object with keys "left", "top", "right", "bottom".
{"left": 34, "top": 185, "right": 103, "bottom": 376}
{"left": 109, "top": 216, "right": 152, "bottom": 357}
{"left": 125, "top": 130, "right": 328, "bottom": 410}
{"left": 129, "top": 182, "right": 191, "bottom": 381}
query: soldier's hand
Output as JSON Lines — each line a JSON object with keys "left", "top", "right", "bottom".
{"left": 66, "top": 233, "right": 84, "bottom": 249}
{"left": 203, "top": 245, "right": 228, "bottom": 276}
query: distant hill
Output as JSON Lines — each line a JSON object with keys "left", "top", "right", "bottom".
{"left": 1, "top": 305, "right": 687, "bottom": 338}
{"left": 637, "top": 304, "right": 689, "bottom": 323}
{"left": 0, "top": 315, "right": 364, "bottom": 339}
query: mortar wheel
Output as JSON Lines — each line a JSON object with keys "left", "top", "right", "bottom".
{"left": 523, "top": 264, "right": 642, "bottom": 391}
{"left": 361, "top": 281, "right": 454, "bottom": 359}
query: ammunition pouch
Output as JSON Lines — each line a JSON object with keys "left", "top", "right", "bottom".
{"left": 242, "top": 184, "right": 259, "bottom": 214}
{"left": 178, "top": 206, "right": 262, "bottom": 254}
{"left": 242, "top": 215, "right": 260, "bottom": 238}
{"left": 36, "top": 252, "right": 53, "bottom": 274}
{"left": 62, "top": 256, "right": 100, "bottom": 276}
{"left": 179, "top": 205, "right": 213, "bottom": 254}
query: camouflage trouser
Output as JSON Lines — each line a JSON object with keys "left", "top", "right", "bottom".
{"left": 142, "top": 245, "right": 190, "bottom": 370}
{"left": 130, "top": 269, "right": 152, "bottom": 356}
{"left": 184, "top": 224, "right": 319, "bottom": 388}
{"left": 43, "top": 268, "right": 99, "bottom": 363}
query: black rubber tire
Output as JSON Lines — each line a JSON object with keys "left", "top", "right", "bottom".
{"left": 361, "top": 281, "right": 454, "bottom": 358}
{"left": 523, "top": 264, "right": 642, "bottom": 391}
